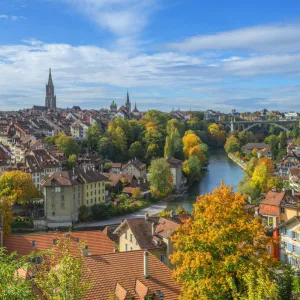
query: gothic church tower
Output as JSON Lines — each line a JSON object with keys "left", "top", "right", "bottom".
{"left": 45, "top": 68, "right": 57, "bottom": 110}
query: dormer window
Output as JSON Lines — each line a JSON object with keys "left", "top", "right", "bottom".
{"left": 32, "top": 240, "right": 36, "bottom": 247}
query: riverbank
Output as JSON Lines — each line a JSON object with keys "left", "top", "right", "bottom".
{"left": 74, "top": 201, "right": 168, "bottom": 228}
{"left": 228, "top": 153, "right": 247, "bottom": 170}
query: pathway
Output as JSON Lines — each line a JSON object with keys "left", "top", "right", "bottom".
{"left": 74, "top": 201, "right": 168, "bottom": 228}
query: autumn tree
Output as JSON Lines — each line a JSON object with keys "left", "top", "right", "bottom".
{"left": 132, "top": 187, "right": 142, "bottom": 200}
{"left": 182, "top": 131, "right": 201, "bottom": 158}
{"left": 148, "top": 158, "right": 173, "bottom": 197}
{"left": 0, "top": 170, "right": 39, "bottom": 204}
{"left": 208, "top": 123, "right": 226, "bottom": 148}
{"left": 0, "top": 171, "right": 39, "bottom": 235}
{"left": 176, "top": 205, "right": 188, "bottom": 215}
{"left": 224, "top": 135, "right": 241, "bottom": 153}
{"left": 171, "top": 183, "right": 278, "bottom": 300}
{"left": 34, "top": 235, "right": 91, "bottom": 300}
{"left": 0, "top": 248, "right": 35, "bottom": 299}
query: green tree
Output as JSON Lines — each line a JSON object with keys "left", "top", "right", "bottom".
{"left": 86, "top": 122, "right": 102, "bottom": 152}
{"left": 148, "top": 158, "right": 173, "bottom": 197}
{"left": 78, "top": 205, "right": 89, "bottom": 222}
{"left": 55, "top": 133, "right": 80, "bottom": 157}
{"left": 224, "top": 135, "right": 241, "bottom": 153}
{"left": 264, "top": 135, "right": 279, "bottom": 160}
{"left": 97, "top": 136, "right": 112, "bottom": 159}
{"left": 146, "top": 143, "right": 160, "bottom": 163}
{"left": 279, "top": 131, "right": 288, "bottom": 149}
{"left": 182, "top": 156, "right": 202, "bottom": 183}
{"left": 171, "top": 183, "right": 278, "bottom": 300}
{"left": 129, "top": 141, "right": 145, "bottom": 161}
{"left": 67, "top": 154, "right": 77, "bottom": 170}
{"left": 34, "top": 235, "right": 91, "bottom": 300}
{"left": 0, "top": 248, "right": 35, "bottom": 300}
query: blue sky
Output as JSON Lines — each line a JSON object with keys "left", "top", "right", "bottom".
{"left": 1, "top": 0, "right": 300, "bottom": 112}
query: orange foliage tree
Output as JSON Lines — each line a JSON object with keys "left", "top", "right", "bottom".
{"left": 258, "top": 157, "right": 274, "bottom": 174}
{"left": 0, "top": 171, "right": 39, "bottom": 235}
{"left": 171, "top": 183, "right": 278, "bottom": 299}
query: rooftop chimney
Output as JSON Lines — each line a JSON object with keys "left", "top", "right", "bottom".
{"left": 83, "top": 245, "right": 88, "bottom": 257}
{"left": 152, "top": 222, "right": 155, "bottom": 236}
{"left": 144, "top": 251, "right": 149, "bottom": 279}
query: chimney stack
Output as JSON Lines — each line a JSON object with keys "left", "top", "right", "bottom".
{"left": 83, "top": 245, "right": 89, "bottom": 257}
{"left": 152, "top": 222, "right": 155, "bottom": 236}
{"left": 144, "top": 251, "right": 149, "bottom": 279}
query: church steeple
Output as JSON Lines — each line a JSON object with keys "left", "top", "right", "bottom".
{"left": 45, "top": 68, "right": 57, "bottom": 110}
{"left": 125, "top": 90, "right": 131, "bottom": 113}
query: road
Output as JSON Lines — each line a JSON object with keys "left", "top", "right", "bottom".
{"left": 74, "top": 201, "right": 167, "bottom": 228}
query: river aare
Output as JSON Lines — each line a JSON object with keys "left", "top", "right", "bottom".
{"left": 167, "top": 149, "right": 245, "bottom": 213}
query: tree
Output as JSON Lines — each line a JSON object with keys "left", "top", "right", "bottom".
{"left": 279, "top": 131, "right": 288, "bottom": 149}
{"left": 176, "top": 205, "right": 188, "bottom": 215}
{"left": 55, "top": 133, "right": 80, "bottom": 157}
{"left": 67, "top": 154, "right": 77, "bottom": 170}
{"left": 183, "top": 156, "right": 202, "bottom": 183}
{"left": 188, "top": 146, "right": 206, "bottom": 165}
{"left": 225, "top": 135, "right": 241, "bottom": 153}
{"left": 258, "top": 157, "right": 274, "bottom": 174}
{"left": 182, "top": 131, "right": 201, "bottom": 158}
{"left": 34, "top": 235, "right": 91, "bottom": 299}
{"left": 97, "top": 136, "right": 112, "bottom": 159}
{"left": 78, "top": 205, "right": 89, "bottom": 222}
{"left": 0, "top": 248, "right": 35, "bottom": 299}
{"left": 146, "top": 143, "right": 160, "bottom": 163}
{"left": 129, "top": 141, "right": 145, "bottom": 161}
{"left": 264, "top": 135, "right": 279, "bottom": 160}
{"left": 0, "top": 197, "right": 14, "bottom": 235}
{"left": 208, "top": 123, "right": 226, "bottom": 148}
{"left": 170, "top": 183, "right": 278, "bottom": 300}
{"left": 86, "top": 122, "right": 102, "bottom": 152}
{"left": 108, "top": 126, "right": 127, "bottom": 160}
{"left": 148, "top": 158, "right": 173, "bottom": 197}
{"left": 251, "top": 164, "right": 269, "bottom": 192}
{"left": 0, "top": 170, "right": 39, "bottom": 204}
{"left": 132, "top": 187, "right": 142, "bottom": 200}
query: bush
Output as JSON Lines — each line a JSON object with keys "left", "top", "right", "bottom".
{"left": 78, "top": 205, "right": 89, "bottom": 222}
{"left": 11, "top": 217, "right": 33, "bottom": 229}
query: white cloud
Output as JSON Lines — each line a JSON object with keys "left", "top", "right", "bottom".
{"left": 168, "top": 24, "right": 300, "bottom": 53}
{"left": 0, "top": 14, "right": 8, "bottom": 19}
{"left": 11, "top": 15, "right": 18, "bottom": 21}
{"left": 1, "top": 40, "right": 300, "bottom": 111}
{"left": 63, "top": 0, "right": 158, "bottom": 37}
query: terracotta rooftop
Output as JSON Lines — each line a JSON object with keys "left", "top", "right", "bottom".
{"left": 4, "top": 231, "right": 116, "bottom": 257}
{"left": 82, "top": 250, "right": 181, "bottom": 300}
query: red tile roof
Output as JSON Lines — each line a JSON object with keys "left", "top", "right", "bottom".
{"left": 4, "top": 231, "right": 115, "bottom": 257}
{"left": 83, "top": 250, "right": 181, "bottom": 300}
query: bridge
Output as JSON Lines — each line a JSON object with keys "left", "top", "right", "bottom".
{"left": 217, "top": 119, "right": 299, "bottom": 133}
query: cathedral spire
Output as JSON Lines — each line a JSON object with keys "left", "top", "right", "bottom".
{"left": 45, "top": 68, "right": 57, "bottom": 110}
{"left": 125, "top": 90, "right": 131, "bottom": 113}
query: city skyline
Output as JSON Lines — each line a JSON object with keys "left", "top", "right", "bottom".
{"left": 1, "top": 0, "right": 300, "bottom": 112}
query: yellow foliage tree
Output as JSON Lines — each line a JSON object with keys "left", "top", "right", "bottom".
{"left": 258, "top": 157, "right": 274, "bottom": 174}
{"left": 0, "top": 171, "right": 39, "bottom": 235}
{"left": 182, "top": 132, "right": 200, "bottom": 158}
{"left": 170, "top": 183, "right": 278, "bottom": 300}
{"left": 188, "top": 145, "right": 206, "bottom": 164}
{"left": 250, "top": 164, "right": 269, "bottom": 192}
{"left": 0, "top": 171, "right": 39, "bottom": 204}
{"left": 132, "top": 187, "right": 142, "bottom": 200}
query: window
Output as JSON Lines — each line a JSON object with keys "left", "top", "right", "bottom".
{"left": 160, "top": 255, "right": 165, "bottom": 262}
{"left": 280, "top": 207, "right": 285, "bottom": 214}
{"left": 125, "top": 231, "right": 128, "bottom": 239}
{"left": 32, "top": 240, "right": 36, "bottom": 247}
{"left": 98, "top": 190, "right": 100, "bottom": 194}
{"left": 91, "top": 191, "right": 93, "bottom": 196}
{"left": 52, "top": 211, "right": 55, "bottom": 216}
{"left": 86, "top": 192, "right": 88, "bottom": 197}
{"left": 98, "top": 183, "right": 100, "bottom": 187}
{"left": 130, "top": 247, "right": 133, "bottom": 251}
{"left": 267, "top": 245, "right": 271, "bottom": 254}
{"left": 125, "top": 244, "right": 128, "bottom": 251}
{"left": 293, "top": 231, "right": 297, "bottom": 239}
{"left": 130, "top": 233, "right": 133, "bottom": 242}
{"left": 293, "top": 245, "right": 297, "bottom": 252}
{"left": 95, "top": 183, "right": 96, "bottom": 188}
{"left": 53, "top": 239, "right": 57, "bottom": 245}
